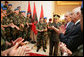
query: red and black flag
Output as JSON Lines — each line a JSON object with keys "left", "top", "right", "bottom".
{"left": 40, "top": 5, "right": 44, "bottom": 19}
{"left": 27, "top": 1, "right": 32, "bottom": 19}
{"left": 32, "top": 2, "right": 38, "bottom": 23}
{"left": 31, "top": 2, "right": 38, "bottom": 35}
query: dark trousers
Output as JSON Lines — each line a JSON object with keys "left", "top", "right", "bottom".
{"left": 49, "top": 38, "right": 59, "bottom": 56}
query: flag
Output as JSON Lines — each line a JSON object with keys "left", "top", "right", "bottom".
{"left": 40, "top": 5, "right": 44, "bottom": 19}
{"left": 31, "top": 2, "right": 38, "bottom": 35}
{"left": 27, "top": 1, "right": 32, "bottom": 19}
{"left": 33, "top": 2, "right": 38, "bottom": 23}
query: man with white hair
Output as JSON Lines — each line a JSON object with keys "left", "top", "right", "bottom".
{"left": 71, "top": 7, "right": 81, "bottom": 24}
{"left": 68, "top": 6, "right": 83, "bottom": 52}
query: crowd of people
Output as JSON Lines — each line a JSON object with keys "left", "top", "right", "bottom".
{"left": 1, "top": 1, "right": 83, "bottom": 56}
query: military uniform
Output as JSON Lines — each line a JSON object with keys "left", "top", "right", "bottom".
{"left": 12, "top": 12, "right": 21, "bottom": 40}
{"left": 4, "top": 5, "right": 8, "bottom": 8}
{"left": 17, "top": 6, "right": 21, "bottom": 14}
{"left": 48, "top": 22, "right": 52, "bottom": 39}
{"left": 49, "top": 14, "right": 61, "bottom": 56}
{"left": 3, "top": 1, "right": 8, "bottom": 8}
{"left": 36, "top": 22, "right": 47, "bottom": 52}
{"left": 1, "top": 26, "right": 11, "bottom": 50}
{"left": 3, "top": 4, "right": 14, "bottom": 41}
{"left": 7, "top": 4, "right": 13, "bottom": 18}
{"left": 1, "top": 21, "right": 10, "bottom": 51}
{"left": 2, "top": 8, "right": 13, "bottom": 42}
{"left": 57, "top": 22, "right": 62, "bottom": 28}
{"left": 49, "top": 22, "right": 60, "bottom": 56}
{"left": 1, "top": 3, "right": 11, "bottom": 50}
{"left": 24, "top": 16, "right": 32, "bottom": 41}
{"left": 21, "top": 15, "right": 26, "bottom": 39}
{"left": 1, "top": 28, "right": 6, "bottom": 51}
{"left": 18, "top": 11, "right": 26, "bottom": 40}
{"left": 44, "top": 23, "right": 48, "bottom": 49}
{"left": 43, "top": 17, "right": 49, "bottom": 49}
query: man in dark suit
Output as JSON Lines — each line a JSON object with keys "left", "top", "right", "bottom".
{"left": 72, "top": 3, "right": 83, "bottom": 56}
{"left": 64, "top": 12, "right": 74, "bottom": 35}
{"left": 59, "top": 12, "right": 74, "bottom": 43}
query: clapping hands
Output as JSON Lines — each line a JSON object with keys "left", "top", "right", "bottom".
{"left": 59, "top": 25, "right": 66, "bottom": 34}
{"left": 39, "top": 30, "right": 44, "bottom": 32}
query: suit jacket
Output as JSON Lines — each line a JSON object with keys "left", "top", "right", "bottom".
{"left": 59, "top": 22, "right": 83, "bottom": 52}
{"left": 65, "top": 22, "right": 74, "bottom": 35}
{"left": 59, "top": 22, "right": 74, "bottom": 43}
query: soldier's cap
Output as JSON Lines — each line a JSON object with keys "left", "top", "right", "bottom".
{"left": 14, "top": 8, "right": 19, "bottom": 11}
{"left": 17, "top": 6, "right": 21, "bottom": 8}
{"left": 40, "top": 17, "right": 43, "bottom": 19}
{"left": 1, "top": 3, "right": 3, "bottom": 8}
{"left": 53, "top": 14, "right": 60, "bottom": 19}
{"left": 44, "top": 17, "right": 47, "bottom": 19}
{"left": 20, "top": 11, "right": 26, "bottom": 13}
{"left": 49, "top": 18, "right": 52, "bottom": 21}
{"left": 27, "top": 13, "right": 31, "bottom": 15}
{"left": 8, "top": 4, "right": 12, "bottom": 6}
{"left": 5, "top": 1, "right": 8, "bottom": 3}
{"left": 2, "top": 8, "right": 7, "bottom": 10}
{"left": 81, "top": 1, "right": 83, "bottom": 10}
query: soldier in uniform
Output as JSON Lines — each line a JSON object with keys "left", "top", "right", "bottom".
{"left": 2, "top": 7, "right": 13, "bottom": 43}
{"left": 48, "top": 18, "right": 52, "bottom": 39}
{"left": 7, "top": 4, "right": 13, "bottom": 18}
{"left": 12, "top": 8, "right": 21, "bottom": 40}
{"left": 19, "top": 11, "right": 26, "bottom": 40}
{"left": 48, "top": 15, "right": 60, "bottom": 56}
{"left": 1, "top": 27, "right": 6, "bottom": 51}
{"left": 36, "top": 18, "right": 47, "bottom": 52}
{"left": 1, "top": 3, "right": 6, "bottom": 51}
{"left": 25, "top": 13, "right": 32, "bottom": 41}
{"left": 2, "top": 8, "right": 8, "bottom": 25}
{"left": 43, "top": 17, "right": 48, "bottom": 49}
{"left": 3, "top": 1, "right": 8, "bottom": 8}
{"left": 2, "top": 8, "right": 7, "bottom": 16}
{"left": 17, "top": 6, "right": 21, "bottom": 14}
{"left": 48, "top": 18, "right": 52, "bottom": 27}
{"left": 1, "top": 4, "right": 12, "bottom": 50}
{"left": 53, "top": 14, "right": 61, "bottom": 28}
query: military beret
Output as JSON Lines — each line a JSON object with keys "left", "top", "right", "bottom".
{"left": 40, "top": 17, "right": 43, "bottom": 19}
{"left": 81, "top": 2, "right": 83, "bottom": 9}
{"left": 14, "top": 8, "right": 19, "bottom": 11}
{"left": 20, "top": 11, "right": 26, "bottom": 13}
{"left": 1, "top": 3, "right": 3, "bottom": 8}
{"left": 27, "top": 13, "right": 31, "bottom": 15}
{"left": 44, "top": 17, "right": 47, "bottom": 19}
{"left": 49, "top": 18, "right": 52, "bottom": 21}
{"left": 2, "top": 8, "right": 7, "bottom": 10}
{"left": 8, "top": 4, "right": 12, "bottom": 6}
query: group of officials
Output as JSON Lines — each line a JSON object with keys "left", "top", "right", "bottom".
{"left": 1, "top": 1, "right": 83, "bottom": 56}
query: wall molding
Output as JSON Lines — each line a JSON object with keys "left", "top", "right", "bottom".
{"left": 57, "top": 1, "right": 82, "bottom": 6}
